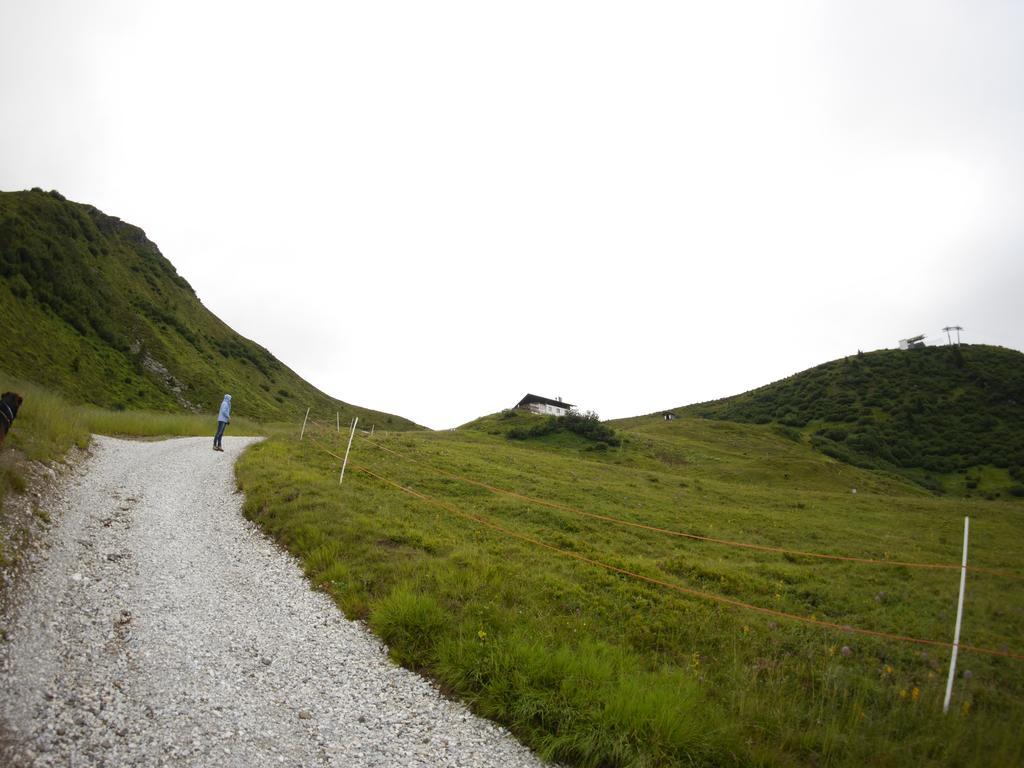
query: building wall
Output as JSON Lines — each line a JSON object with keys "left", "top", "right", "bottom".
{"left": 521, "top": 402, "right": 569, "bottom": 417}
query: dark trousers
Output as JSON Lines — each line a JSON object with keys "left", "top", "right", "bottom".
{"left": 214, "top": 420, "right": 227, "bottom": 447}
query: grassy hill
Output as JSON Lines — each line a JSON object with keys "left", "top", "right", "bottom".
{"left": 238, "top": 407, "right": 1024, "bottom": 767}
{"left": 648, "top": 345, "right": 1024, "bottom": 497}
{"left": 0, "top": 188, "right": 418, "bottom": 429}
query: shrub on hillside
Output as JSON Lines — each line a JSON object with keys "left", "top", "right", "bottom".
{"left": 507, "top": 418, "right": 558, "bottom": 440}
{"left": 772, "top": 425, "right": 802, "bottom": 442}
{"left": 506, "top": 410, "right": 621, "bottom": 447}
{"left": 815, "top": 428, "right": 847, "bottom": 442}
{"left": 561, "top": 410, "right": 621, "bottom": 446}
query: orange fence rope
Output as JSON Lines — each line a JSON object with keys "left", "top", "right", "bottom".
{"left": 325, "top": 427, "right": 1013, "bottom": 577}
{"left": 299, "top": 431, "right": 1024, "bottom": 661}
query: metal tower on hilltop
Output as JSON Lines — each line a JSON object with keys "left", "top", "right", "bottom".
{"left": 942, "top": 325, "right": 964, "bottom": 346}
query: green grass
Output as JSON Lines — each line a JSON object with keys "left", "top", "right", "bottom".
{"left": 237, "top": 413, "right": 1024, "bottom": 767}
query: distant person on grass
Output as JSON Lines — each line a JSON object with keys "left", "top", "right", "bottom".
{"left": 213, "top": 394, "right": 231, "bottom": 452}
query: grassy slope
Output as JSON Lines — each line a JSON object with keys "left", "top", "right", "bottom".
{"left": 0, "top": 188, "right": 418, "bottom": 429}
{"left": 659, "top": 345, "right": 1024, "bottom": 496}
{"left": 237, "top": 411, "right": 1024, "bottom": 767}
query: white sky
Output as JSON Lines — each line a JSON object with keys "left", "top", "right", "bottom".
{"left": 2, "top": 1, "right": 1022, "bottom": 428}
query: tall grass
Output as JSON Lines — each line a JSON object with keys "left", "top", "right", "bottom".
{"left": 0, "top": 370, "right": 265, "bottom": 464}
{"left": 79, "top": 406, "right": 262, "bottom": 440}
{"left": 0, "top": 372, "right": 90, "bottom": 462}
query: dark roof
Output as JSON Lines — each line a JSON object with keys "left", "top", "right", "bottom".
{"left": 516, "top": 393, "right": 574, "bottom": 410}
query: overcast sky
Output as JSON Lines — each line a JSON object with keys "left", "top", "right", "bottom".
{"left": 2, "top": 1, "right": 1022, "bottom": 428}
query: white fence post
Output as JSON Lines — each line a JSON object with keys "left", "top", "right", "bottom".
{"left": 339, "top": 417, "right": 358, "bottom": 485}
{"left": 943, "top": 516, "right": 970, "bottom": 713}
{"left": 370, "top": 424, "right": 374, "bottom": 437}
{"left": 336, "top": 411, "right": 340, "bottom": 433}
{"left": 299, "top": 407, "right": 311, "bottom": 440}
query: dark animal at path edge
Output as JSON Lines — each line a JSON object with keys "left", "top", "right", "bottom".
{"left": 0, "top": 391, "right": 23, "bottom": 448}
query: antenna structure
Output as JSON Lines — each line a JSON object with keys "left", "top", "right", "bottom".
{"left": 942, "top": 326, "right": 964, "bottom": 347}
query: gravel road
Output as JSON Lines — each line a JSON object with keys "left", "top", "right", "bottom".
{"left": 0, "top": 435, "right": 546, "bottom": 767}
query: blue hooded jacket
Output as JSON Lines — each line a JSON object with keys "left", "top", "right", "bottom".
{"left": 218, "top": 394, "right": 232, "bottom": 423}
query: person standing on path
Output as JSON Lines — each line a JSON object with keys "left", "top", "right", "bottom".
{"left": 213, "top": 394, "right": 231, "bottom": 451}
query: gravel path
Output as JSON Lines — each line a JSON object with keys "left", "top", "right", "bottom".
{"left": 0, "top": 435, "right": 547, "bottom": 767}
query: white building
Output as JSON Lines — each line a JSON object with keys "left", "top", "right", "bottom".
{"left": 899, "top": 334, "right": 926, "bottom": 350}
{"left": 515, "top": 393, "right": 574, "bottom": 417}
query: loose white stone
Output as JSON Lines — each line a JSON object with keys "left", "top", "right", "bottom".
{"left": 0, "top": 436, "right": 547, "bottom": 768}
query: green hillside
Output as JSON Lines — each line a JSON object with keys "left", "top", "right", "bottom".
{"left": 238, "top": 406, "right": 1024, "bottom": 767}
{"left": 0, "top": 188, "right": 418, "bottom": 428}
{"left": 652, "top": 345, "right": 1024, "bottom": 496}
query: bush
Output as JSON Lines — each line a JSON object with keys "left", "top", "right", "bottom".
{"left": 815, "top": 427, "right": 847, "bottom": 442}
{"left": 507, "top": 410, "right": 621, "bottom": 446}
{"left": 1009, "top": 485, "right": 1024, "bottom": 498}
{"left": 561, "top": 410, "right": 621, "bottom": 446}
{"left": 772, "top": 425, "right": 802, "bottom": 442}
{"left": 780, "top": 413, "right": 806, "bottom": 427}
{"left": 820, "top": 444, "right": 850, "bottom": 462}
{"left": 508, "top": 419, "right": 557, "bottom": 440}
{"left": 7, "top": 274, "right": 31, "bottom": 299}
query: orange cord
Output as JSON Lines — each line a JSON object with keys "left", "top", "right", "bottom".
{"left": 300, "top": 430, "right": 1024, "bottom": 661}
{"left": 338, "top": 427, "right": 1014, "bottom": 577}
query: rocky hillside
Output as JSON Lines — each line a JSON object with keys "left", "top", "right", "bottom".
{"left": 0, "top": 188, "right": 418, "bottom": 428}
